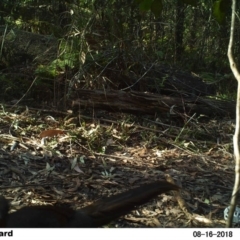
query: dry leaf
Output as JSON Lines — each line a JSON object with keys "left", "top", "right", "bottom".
{"left": 40, "top": 129, "right": 65, "bottom": 138}
{"left": 73, "top": 165, "right": 84, "bottom": 174}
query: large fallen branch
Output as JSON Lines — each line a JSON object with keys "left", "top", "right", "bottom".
{"left": 72, "top": 90, "right": 235, "bottom": 117}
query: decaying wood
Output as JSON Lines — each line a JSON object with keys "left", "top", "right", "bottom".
{"left": 72, "top": 89, "right": 235, "bottom": 117}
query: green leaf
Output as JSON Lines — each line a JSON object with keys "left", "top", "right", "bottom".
{"left": 151, "top": 0, "right": 163, "bottom": 17}
{"left": 204, "top": 199, "right": 210, "bottom": 205}
{"left": 139, "top": 0, "right": 153, "bottom": 11}
{"left": 213, "top": 0, "right": 226, "bottom": 24}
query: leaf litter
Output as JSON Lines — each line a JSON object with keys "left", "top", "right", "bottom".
{"left": 0, "top": 106, "right": 236, "bottom": 227}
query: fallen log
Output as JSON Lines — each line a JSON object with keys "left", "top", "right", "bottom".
{"left": 72, "top": 90, "right": 235, "bottom": 117}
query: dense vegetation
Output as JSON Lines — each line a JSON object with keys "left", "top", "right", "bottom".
{"left": 0, "top": 0, "right": 239, "bottom": 104}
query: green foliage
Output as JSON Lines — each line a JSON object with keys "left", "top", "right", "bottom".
{"left": 151, "top": 0, "right": 163, "bottom": 17}
{"left": 138, "top": 0, "right": 153, "bottom": 11}
{"left": 35, "top": 64, "right": 58, "bottom": 78}
{"left": 213, "top": 0, "right": 230, "bottom": 24}
{"left": 0, "top": 0, "right": 238, "bottom": 101}
{"left": 35, "top": 37, "right": 79, "bottom": 78}
{"left": 136, "top": 0, "right": 196, "bottom": 17}
{"left": 136, "top": 0, "right": 163, "bottom": 17}
{"left": 199, "top": 72, "right": 216, "bottom": 83}
{"left": 35, "top": 53, "right": 77, "bottom": 78}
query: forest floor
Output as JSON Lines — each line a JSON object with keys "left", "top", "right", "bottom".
{"left": 0, "top": 104, "right": 236, "bottom": 227}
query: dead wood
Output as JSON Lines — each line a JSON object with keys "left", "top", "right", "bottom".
{"left": 72, "top": 90, "right": 235, "bottom": 117}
